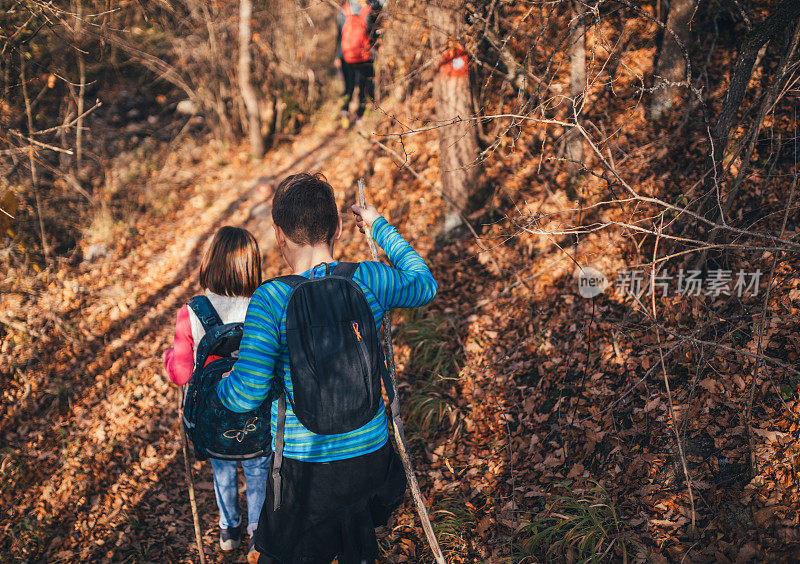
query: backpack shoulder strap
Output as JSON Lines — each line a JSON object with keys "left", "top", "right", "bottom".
{"left": 332, "top": 261, "right": 359, "bottom": 279}
{"left": 264, "top": 275, "right": 308, "bottom": 290}
{"left": 188, "top": 295, "right": 223, "bottom": 332}
{"left": 272, "top": 391, "right": 286, "bottom": 511}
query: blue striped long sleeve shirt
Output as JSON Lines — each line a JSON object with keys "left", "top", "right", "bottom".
{"left": 217, "top": 217, "right": 437, "bottom": 462}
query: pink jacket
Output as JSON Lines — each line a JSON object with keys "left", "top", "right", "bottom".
{"left": 163, "top": 305, "right": 194, "bottom": 386}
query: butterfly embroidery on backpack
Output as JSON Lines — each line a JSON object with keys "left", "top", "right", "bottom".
{"left": 222, "top": 417, "right": 258, "bottom": 443}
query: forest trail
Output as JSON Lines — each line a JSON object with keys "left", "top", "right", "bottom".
{"left": 5, "top": 2, "right": 800, "bottom": 562}
{"left": 1, "top": 119, "right": 375, "bottom": 563}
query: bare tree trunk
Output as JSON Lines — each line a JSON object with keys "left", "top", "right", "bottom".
{"left": 692, "top": 19, "right": 800, "bottom": 270}
{"left": 264, "top": 94, "right": 280, "bottom": 150}
{"left": 239, "top": 0, "right": 264, "bottom": 158}
{"left": 75, "top": 0, "right": 86, "bottom": 170}
{"left": 20, "top": 56, "right": 49, "bottom": 263}
{"left": 427, "top": 0, "right": 481, "bottom": 232}
{"left": 650, "top": 0, "right": 696, "bottom": 120}
{"left": 699, "top": 0, "right": 800, "bottom": 222}
{"left": 566, "top": 0, "right": 586, "bottom": 177}
{"left": 59, "top": 99, "right": 75, "bottom": 170}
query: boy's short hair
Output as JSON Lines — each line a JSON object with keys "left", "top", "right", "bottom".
{"left": 272, "top": 172, "right": 338, "bottom": 246}
{"left": 199, "top": 226, "right": 262, "bottom": 297}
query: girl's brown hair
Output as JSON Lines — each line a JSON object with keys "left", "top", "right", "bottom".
{"left": 199, "top": 226, "right": 262, "bottom": 297}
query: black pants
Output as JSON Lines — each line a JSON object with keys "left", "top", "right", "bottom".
{"left": 341, "top": 60, "right": 375, "bottom": 118}
{"left": 254, "top": 442, "right": 406, "bottom": 564}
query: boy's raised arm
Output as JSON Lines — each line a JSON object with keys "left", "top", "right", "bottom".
{"left": 352, "top": 205, "right": 437, "bottom": 310}
{"left": 217, "top": 287, "right": 279, "bottom": 413}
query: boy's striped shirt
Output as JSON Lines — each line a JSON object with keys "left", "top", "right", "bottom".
{"left": 217, "top": 217, "right": 437, "bottom": 462}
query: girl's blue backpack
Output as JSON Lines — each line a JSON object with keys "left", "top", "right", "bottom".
{"left": 181, "top": 296, "right": 271, "bottom": 461}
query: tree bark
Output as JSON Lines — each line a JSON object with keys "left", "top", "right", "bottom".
{"left": 700, "top": 0, "right": 800, "bottom": 221}
{"left": 20, "top": 56, "right": 49, "bottom": 263}
{"left": 75, "top": 0, "right": 86, "bottom": 170}
{"left": 566, "top": 0, "right": 586, "bottom": 177}
{"left": 239, "top": 0, "right": 264, "bottom": 158}
{"left": 649, "top": 0, "right": 696, "bottom": 120}
{"left": 427, "top": 0, "right": 481, "bottom": 232}
{"left": 691, "top": 20, "right": 800, "bottom": 270}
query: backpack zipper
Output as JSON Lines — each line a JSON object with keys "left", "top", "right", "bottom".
{"left": 352, "top": 321, "right": 371, "bottom": 373}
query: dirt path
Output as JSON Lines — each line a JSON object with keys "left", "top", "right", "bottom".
{"left": 1, "top": 123, "right": 367, "bottom": 563}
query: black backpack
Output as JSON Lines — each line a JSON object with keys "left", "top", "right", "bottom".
{"left": 182, "top": 296, "right": 272, "bottom": 461}
{"left": 270, "top": 262, "right": 393, "bottom": 509}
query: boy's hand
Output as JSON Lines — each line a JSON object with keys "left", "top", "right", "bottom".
{"left": 351, "top": 204, "right": 381, "bottom": 234}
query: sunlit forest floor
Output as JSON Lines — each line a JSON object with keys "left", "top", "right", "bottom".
{"left": 1, "top": 114, "right": 371, "bottom": 563}
{"left": 2, "top": 93, "right": 800, "bottom": 564}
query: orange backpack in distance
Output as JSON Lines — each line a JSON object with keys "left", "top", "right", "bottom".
{"left": 341, "top": 2, "right": 372, "bottom": 64}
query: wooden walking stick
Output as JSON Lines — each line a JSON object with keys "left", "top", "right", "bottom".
{"left": 177, "top": 385, "right": 207, "bottom": 564}
{"left": 358, "top": 179, "right": 446, "bottom": 564}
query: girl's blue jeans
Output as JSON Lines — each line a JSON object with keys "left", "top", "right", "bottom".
{"left": 209, "top": 456, "right": 270, "bottom": 536}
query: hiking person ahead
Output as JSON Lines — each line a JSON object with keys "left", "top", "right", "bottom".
{"left": 335, "top": 0, "right": 384, "bottom": 125}
{"left": 164, "top": 226, "right": 268, "bottom": 558}
{"left": 216, "top": 172, "right": 437, "bottom": 563}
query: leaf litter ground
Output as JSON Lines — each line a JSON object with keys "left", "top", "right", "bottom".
{"left": 2, "top": 98, "right": 800, "bottom": 563}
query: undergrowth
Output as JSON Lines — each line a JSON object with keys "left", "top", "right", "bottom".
{"left": 516, "top": 483, "right": 646, "bottom": 563}
{"left": 395, "top": 307, "right": 459, "bottom": 381}
{"left": 405, "top": 386, "right": 458, "bottom": 439}
{"left": 432, "top": 493, "right": 478, "bottom": 559}
{"left": 396, "top": 307, "right": 461, "bottom": 439}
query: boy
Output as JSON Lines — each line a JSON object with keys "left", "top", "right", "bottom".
{"left": 217, "top": 172, "right": 437, "bottom": 563}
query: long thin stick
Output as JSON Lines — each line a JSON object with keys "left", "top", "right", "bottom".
{"left": 20, "top": 55, "right": 49, "bottom": 264}
{"left": 75, "top": 0, "right": 86, "bottom": 170}
{"left": 746, "top": 133, "right": 798, "bottom": 475}
{"left": 178, "top": 385, "right": 207, "bottom": 564}
{"left": 358, "top": 179, "right": 446, "bottom": 564}
{"left": 650, "top": 216, "right": 696, "bottom": 537}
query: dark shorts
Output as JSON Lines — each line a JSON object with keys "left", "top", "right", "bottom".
{"left": 255, "top": 441, "right": 406, "bottom": 564}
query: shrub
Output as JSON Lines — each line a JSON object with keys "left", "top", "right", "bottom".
{"left": 516, "top": 483, "right": 646, "bottom": 563}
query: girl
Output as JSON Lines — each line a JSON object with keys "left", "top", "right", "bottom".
{"left": 164, "top": 226, "right": 267, "bottom": 558}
